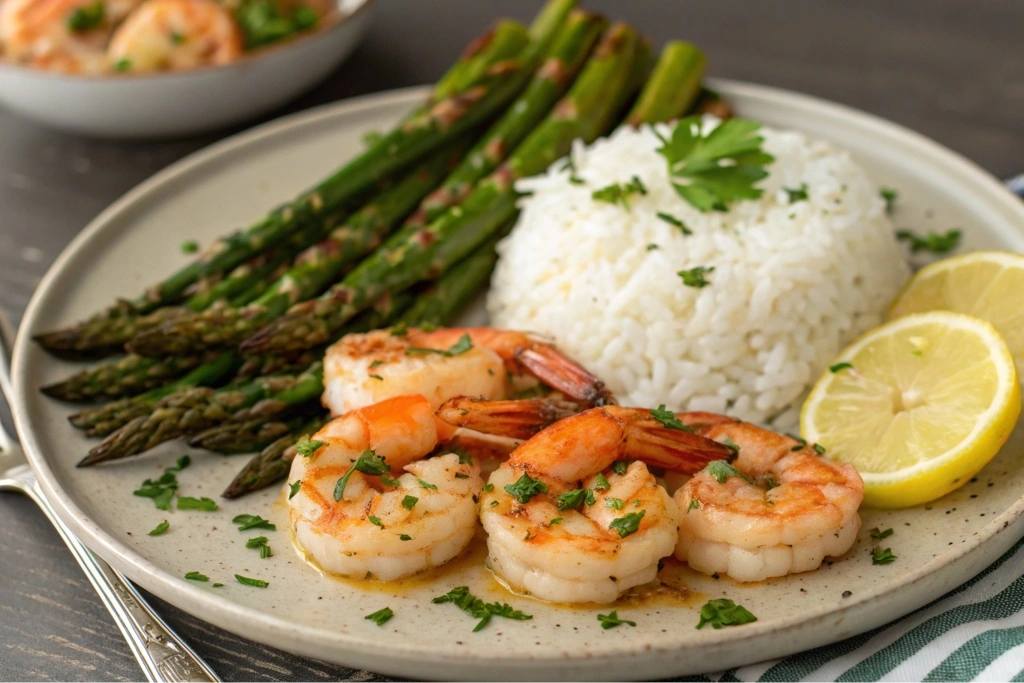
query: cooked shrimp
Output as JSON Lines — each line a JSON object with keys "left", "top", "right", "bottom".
{"left": 0, "top": 0, "right": 139, "bottom": 73}
{"left": 108, "top": 0, "right": 242, "bottom": 72}
{"left": 322, "top": 326, "right": 615, "bottom": 417}
{"left": 672, "top": 416, "right": 864, "bottom": 583}
{"left": 289, "top": 394, "right": 485, "bottom": 581}
{"left": 464, "top": 405, "right": 733, "bottom": 604}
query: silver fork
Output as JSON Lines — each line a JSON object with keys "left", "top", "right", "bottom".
{"left": 0, "top": 315, "right": 220, "bottom": 683}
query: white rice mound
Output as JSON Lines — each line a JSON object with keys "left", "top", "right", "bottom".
{"left": 487, "top": 118, "right": 911, "bottom": 427}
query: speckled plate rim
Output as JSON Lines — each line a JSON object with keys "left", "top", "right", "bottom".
{"left": 12, "top": 81, "right": 1024, "bottom": 680}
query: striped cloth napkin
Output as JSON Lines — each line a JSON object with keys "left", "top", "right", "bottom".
{"left": 689, "top": 178, "right": 1024, "bottom": 682}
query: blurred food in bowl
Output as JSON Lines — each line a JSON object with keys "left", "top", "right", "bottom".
{"left": 0, "top": 0, "right": 340, "bottom": 75}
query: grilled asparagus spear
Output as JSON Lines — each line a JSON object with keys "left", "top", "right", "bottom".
{"left": 33, "top": 2, "right": 570, "bottom": 359}
{"left": 241, "top": 23, "right": 644, "bottom": 356}
{"left": 125, "top": 141, "right": 471, "bottom": 357}
{"left": 221, "top": 235, "right": 506, "bottom": 498}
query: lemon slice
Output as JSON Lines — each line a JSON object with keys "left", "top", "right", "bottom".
{"left": 801, "top": 311, "right": 1020, "bottom": 508}
{"left": 889, "top": 251, "right": 1024, "bottom": 378}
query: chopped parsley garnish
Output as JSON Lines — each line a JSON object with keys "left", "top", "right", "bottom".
{"left": 655, "top": 116, "right": 773, "bottom": 212}
{"left": 295, "top": 437, "right": 325, "bottom": 460}
{"left": 170, "top": 31, "right": 186, "bottom": 45}
{"left": 369, "top": 359, "right": 385, "bottom": 369}
{"left": 148, "top": 520, "right": 169, "bottom": 536}
{"left": 609, "top": 510, "right": 645, "bottom": 538}
{"left": 895, "top": 228, "right": 961, "bottom": 254}
{"left": 556, "top": 488, "right": 594, "bottom": 510}
{"left": 504, "top": 473, "right": 548, "bottom": 504}
{"left": 650, "top": 404, "right": 694, "bottom": 432}
{"left": 591, "top": 175, "right": 647, "bottom": 208}
{"left": 687, "top": 499, "right": 700, "bottom": 512}
{"left": 872, "top": 547, "right": 897, "bottom": 565}
{"left": 418, "top": 478, "right": 438, "bottom": 491}
{"left": 365, "top": 607, "right": 394, "bottom": 626}
{"left": 235, "top": 574, "right": 269, "bottom": 588}
{"left": 368, "top": 515, "right": 384, "bottom": 528}
{"left": 380, "top": 475, "right": 400, "bottom": 487}
{"left": 813, "top": 443, "right": 826, "bottom": 455}
{"left": 184, "top": 571, "right": 209, "bottom": 582}
{"left": 390, "top": 322, "right": 408, "bottom": 337}
{"left": 407, "top": 333, "right": 473, "bottom": 357}
{"left": 399, "top": 534, "right": 412, "bottom": 541}
{"left": 549, "top": 517, "right": 563, "bottom": 525}
{"left": 176, "top": 496, "right": 218, "bottom": 512}
{"left": 455, "top": 449, "right": 474, "bottom": 466}
{"left": 402, "top": 495, "right": 418, "bottom": 510}
{"left": 721, "top": 437, "right": 740, "bottom": 455}
{"left": 333, "top": 450, "right": 389, "bottom": 501}
{"left": 704, "top": 460, "right": 751, "bottom": 484}
{"left": 67, "top": 1, "right": 105, "bottom": 32}
{"left": 593, "top": 473, "right": 610, "bottom": 491}
{"left": 114, "top": 58, "right": 131, "bottom": 72}
{"left": 656, "top": 211, "right": 692, "bottom": 235}
{"left": 369, "top": 374, "right": 383, "bottom": 381}
{"left": 180, "top": 239, "right": 199, "bottom": 254}
{"left": 245, "top": 536, "right": 272, "bottom": 559}
{"left": 132, "top": 456, "right": 190, "bottom": 510}
{"left": 612, "top": 461, "right": 629, "bottom": 475}
{"left": 232, "top": 514, "right": 276, "bottom": 532}
{"left": 293, "top": 5, "right": 318, "bottom": 30}
{"left": 455, "top": 473, "right": 469, "bottom": 479}
{"left": 597, "top": 610, "right": 636, "bottom": 629}
{"left": 481, "top": 483, "right": 494, "bottom": 492}
{"left": 696, "top": 598, "right": 757, "bottom": 629}
{"left": 288, "top": 480, "right": 301, "bottom": 499}
{"left": 830, "top": 362, "right": 854, "bottom": 373}
{"left": 605, "top": 497, "right": 624, "bottom": 510}
{"left": 880, "top": 187, "right": 898, "bottom": 214}
{"left": 646, "top": 243, "right": 659, "bottom": 251}
{"left": 212, "top": 583, "right": 223, "bottom": 588}
{"left": 678, "top": 265, "right": 714, "bottom": 288}
{"left": 870, "top": 527, "right": 894, "bottom": 540}
{"left": 569, "top": 175, "right": 585, "bottom": 185}
{"left": 432, "top": 586, "right": 532, "bottom": 632}
{"left": 784, "top": 183, "right": 809, "bottom": 203}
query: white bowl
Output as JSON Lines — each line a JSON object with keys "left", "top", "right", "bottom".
{"left": 0, "top": 0, "right": 375, "bottom": 138}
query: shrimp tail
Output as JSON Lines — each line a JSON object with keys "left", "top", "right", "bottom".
{"left": 516, "top": 344, "right": 617, "bottom": 407}
{"left": 437, "top": 396, "right": 581, "bottom": 440}
{"left": 609, "top": 407, "right": 735, "bottom": 473}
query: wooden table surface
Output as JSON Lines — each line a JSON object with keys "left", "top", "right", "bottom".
{"left": 1, "top": 1, "right": 1022, "bottom": 680}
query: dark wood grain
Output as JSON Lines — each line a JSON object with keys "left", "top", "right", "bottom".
{"left": 1, "top": 1, "right": 1022, "bottom": 680}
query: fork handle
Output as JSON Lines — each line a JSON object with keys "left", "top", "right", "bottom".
{"left": 0, "top": 318, "right": 217, "bottom": 682}
{"left": 15, "top": 464, "right": 220, "bottom": 682}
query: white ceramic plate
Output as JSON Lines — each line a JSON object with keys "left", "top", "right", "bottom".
{"left": 0, "top": 0, "right": 374, "bottom": 138}
{"left": 12, "top": 82, "right": 1024, "bottom": 681}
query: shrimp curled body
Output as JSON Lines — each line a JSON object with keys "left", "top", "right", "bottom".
{"left": 108, "top": 0, "right": 242, "bottom": 72}
{"left": 673, "top": 417, "right": 864, "bottom": 583}
{"left": 0, "top": 0, "right": 141, "bottom": 73}
{"left": 469, "top": 405, "right": 732, "bottom": 604}
{"left": 288, "top": 394, "right": 483, "bottom": 581}
{"left": 322, "top": 327, "right": 615, "bottom": 417}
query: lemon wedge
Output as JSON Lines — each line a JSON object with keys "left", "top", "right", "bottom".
{"left": 801, "top": 311, "right": 1020, "bottom": 508}
{"left": 889, "top": 251, "right": 1024, "bottom": 379}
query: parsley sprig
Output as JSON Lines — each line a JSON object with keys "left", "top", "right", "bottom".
{"left": 696, "top": 598, "right": 757, "bottom": 629}
{"left": 650, "top": 405, "right": 694, "bottom": 432}
{"left": 656, "top": 117, "right": 774, "bottom": 212}
{"left": 704, "top": 460, "right": 751, "bottom": 484}
{"left": 133, "top": 456, "right": 190, "bottom": 511}
{"left": 432, "top": 586, "right": 532, "bottom": 632}
{"left": 504, "top": 473, "right": 548, "bottom": 504}
{"left": 333, "top": 449, "right": 390, "bottom": 501}
{"left": 591, "top": 175, "right": 647, "bottom": 208}
{"left": 406, "top": 333, "right": 473, "bottom": 357}
{"left": 895, "top": 228, "right": 961, "bottom": 254}
{"left": 598, "top": 610, "right": 636, "bottom": 629}
{"left": 678, "top": 265, "right": 714, "bottom": 288}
